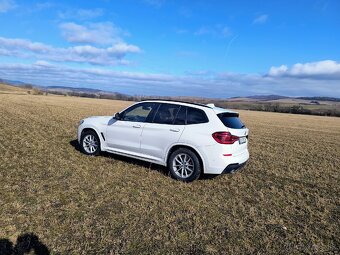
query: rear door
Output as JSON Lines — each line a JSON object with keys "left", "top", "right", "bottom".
{"left": 141, "top": 104, "right": 186, "bottom": 162}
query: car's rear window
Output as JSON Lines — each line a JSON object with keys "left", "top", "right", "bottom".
{"left": 187, "top": 107, "right": 209, "bottom": 125}
{"left": 218, "top": 112, "right": 245, "bottom": 129}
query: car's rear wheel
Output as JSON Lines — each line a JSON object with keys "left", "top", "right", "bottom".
{"left": 168, "top": 148, "right": 201, "bottom": 182}
{"left": 80, "top": 130, "right": 100, "bottom": 156}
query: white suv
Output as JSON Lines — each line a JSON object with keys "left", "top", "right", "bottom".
{"left": 78, "top": 100, "right": 249, "bottom": 182}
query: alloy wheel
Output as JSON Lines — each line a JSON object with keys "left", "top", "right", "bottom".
{"left": 82, "top": 134, "right": 98, "bottom": 154}
{"left": 172, "top": 153, "right": 194, "bottom": 178}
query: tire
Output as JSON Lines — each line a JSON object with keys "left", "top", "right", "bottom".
{"left": 80, "top": 130, "right": 101, "bottom": 156}
{"left": 168, "top": 148, "right": 202, "bottom": 182}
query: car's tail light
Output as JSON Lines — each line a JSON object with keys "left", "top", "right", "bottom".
{"left": 212, "top": 132, "right": 239, "bottom": 144}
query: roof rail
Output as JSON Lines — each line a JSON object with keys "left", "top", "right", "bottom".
{"left": 141, "top": 99, "right": 212, "bottom": 108}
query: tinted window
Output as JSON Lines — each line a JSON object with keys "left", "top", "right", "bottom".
{"left": 187, "top": 107, "right": 209, "bottom": 125}
{"left": 218, "top": 112, "right": 245, "bottom": 129}
{"left": 121, "top": 102, "right": 156, "bottom": 122}
{"left": 173, "top": 106, "right": 186, "bottom": 125}
{"left": 153, "top": 103, "right": 180, "bottom": 124}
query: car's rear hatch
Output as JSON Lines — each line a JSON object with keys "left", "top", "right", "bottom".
{"left": 217, "top": 112, "right": 249, "bottom": 154}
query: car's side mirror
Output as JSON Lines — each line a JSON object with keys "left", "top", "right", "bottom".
{"left": 115, "top": 112, "right": 121, "bottom": 120}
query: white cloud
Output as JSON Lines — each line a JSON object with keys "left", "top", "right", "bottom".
{"left": 253, "top": 14, "right": 268, "bottom": 24}
{"left": 0, "top": 60, "right": 339, "bottom": 97}
{"left": 268, "top": 65, "right": 288, "bottom": 76}
{"left": 0, "top": 0, "right": 15, "bottom": 13}
{"left": 58, "top": 8, "right": 103, "bottom": 20}
{"left": 34, "top": 60, "right": 55, "bottom": 67}
{"left": 59, "top": 22, "right": 128, "bottom": 45}
{"left": 268, "top": 60, "right": 340, "bottom": 79}
{"left": 0, "top": 36, "right": 141, "bottom": 66}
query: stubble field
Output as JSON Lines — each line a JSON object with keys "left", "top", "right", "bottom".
{"left": 0, "top": 86, "right": 339, "bottom": 254}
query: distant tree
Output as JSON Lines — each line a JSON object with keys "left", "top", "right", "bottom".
{"left": 31, "top": 88, "right": 43, "bottom": 95}
{"left": 23, "top": 84, "right": 33, "bottom": 89}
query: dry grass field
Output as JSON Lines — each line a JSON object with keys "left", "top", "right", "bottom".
{"left": 0, "top": 86, "right": 339, "bottom": 254}
{"left": 0, "top": 83, "right": 29, "bottom": 95}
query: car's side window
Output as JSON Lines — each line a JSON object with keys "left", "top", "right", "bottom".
{"left": 121, "top": 102, "right": 157, "bottom": 122}
{"left": 173, "top": 106, "right": 187, "bottom": 125}
{"left": 153, "top": 103, "right": 181, "bottom": 124}
{"left": 186, "top": 107, "right": 209, "bottom": 124}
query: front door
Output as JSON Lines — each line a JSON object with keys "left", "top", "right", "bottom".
{"left": 105, "top": 102, "right": 158, "bottom": 155}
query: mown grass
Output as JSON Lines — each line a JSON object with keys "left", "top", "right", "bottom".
{"left": 0, "top": 92, "right": 339, "bottom": 254}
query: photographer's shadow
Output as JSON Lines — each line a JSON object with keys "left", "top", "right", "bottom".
{"left": 0, "top": 233, "right": 49, "bottom": 255}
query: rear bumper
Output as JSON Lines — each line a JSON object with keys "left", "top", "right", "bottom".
{"left": 222, "top": 161, "right": 248, "bottom": 174}
{"left": 199, "top": 143, "right": 249, "bottom": 174}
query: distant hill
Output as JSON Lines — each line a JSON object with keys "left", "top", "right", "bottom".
{"left": 242, "top": 95, "right": 290, "bottom": 101}
{"left": 1, "top": 78, "right": 339, "bottom": 117}
{"left": 0, "top": 78, "right": 31, "bottom": 86}
{"left": 1, "top": 77, "right": 340, "bottom": 103}
{"left": 39, "top": 85, "right": 134, "bottom": 101}
{"left": 43, "top": 86, "right": 110, "bottom": 94}
{"left": 297, "top": 96, "right": 340, "bottom": 102}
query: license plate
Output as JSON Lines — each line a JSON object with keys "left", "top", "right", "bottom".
{"left": 239, "top": 137, "right": 247, "bottom": 144}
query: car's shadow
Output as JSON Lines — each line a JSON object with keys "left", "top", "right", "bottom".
{"left": 69, "top": 139, "right": 170, "bottom": 177}
{"left": 70, "top": 139, "right": 218, "bottom": 180}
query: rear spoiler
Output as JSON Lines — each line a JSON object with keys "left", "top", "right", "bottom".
{"left": 218, "top": 112, "right": 239, "bottom": 117}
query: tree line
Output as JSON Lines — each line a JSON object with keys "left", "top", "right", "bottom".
{"left": 28, "top": 88, "right": 340, "bottom": 117}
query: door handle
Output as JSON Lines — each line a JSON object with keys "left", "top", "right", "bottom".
{"left": 133, "top": 124, "right": 141, "bottom": 128}
{"left": 170, "top": 128, "right": 180, "bottom": 132}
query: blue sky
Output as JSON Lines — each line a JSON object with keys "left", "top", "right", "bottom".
{"left": 0, "top": 0, "right": 339, "bottom": 97}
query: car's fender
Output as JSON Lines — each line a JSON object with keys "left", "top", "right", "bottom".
{"left": 164, "top": 142, "right": 207, "bottom": 172}
{"left": 78, "top": 124, "right": 106, "bottom": 151}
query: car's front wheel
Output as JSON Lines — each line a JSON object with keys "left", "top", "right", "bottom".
{"left": 80, "top": 130, "right": 101, "bottom": 156}
{"left": 168, "top": 148, "right": 202, "bottom": 182}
